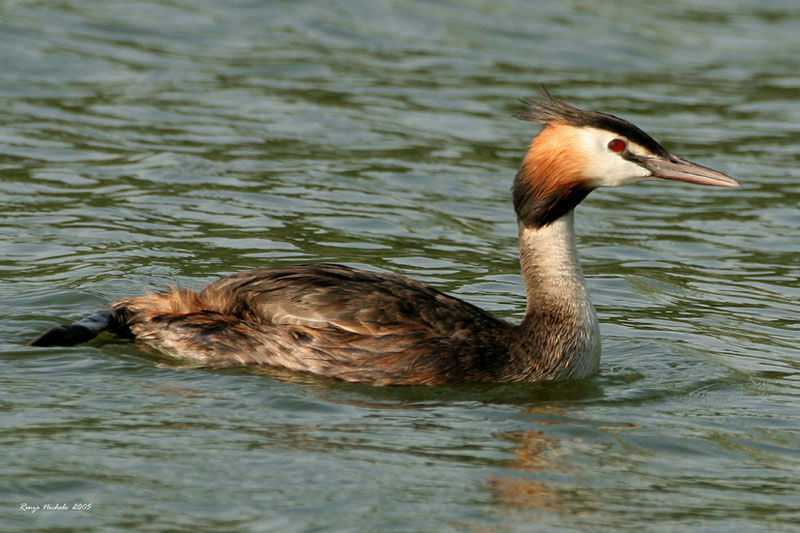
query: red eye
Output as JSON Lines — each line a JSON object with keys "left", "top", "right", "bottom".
{"left": 608, "top": 138, "right": 627, "bottom": 153}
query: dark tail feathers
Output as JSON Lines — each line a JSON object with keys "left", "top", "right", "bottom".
{"left": 29, "top": 308, "right": 123, "bottom": 347}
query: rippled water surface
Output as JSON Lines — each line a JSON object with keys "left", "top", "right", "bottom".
{"left": 2, "top": 1, "right": 799, "bottom": 531}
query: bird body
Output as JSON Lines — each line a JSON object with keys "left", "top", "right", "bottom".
{"left": 114, "top": 263, "right": 518, "bottom": 385}
{"left": 30, "top": 90, "right": 739, "bottom": 385}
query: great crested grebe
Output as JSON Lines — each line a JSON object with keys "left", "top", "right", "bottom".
{"left": 30, "top": 90, "right": 739, "bottom": 385}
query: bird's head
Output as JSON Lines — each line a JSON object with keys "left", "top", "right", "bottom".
{"left": 513, "top": 88, "right": 739, "bottom": 228}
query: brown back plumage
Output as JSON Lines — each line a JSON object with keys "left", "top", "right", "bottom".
{"left": 113, "top": 264, "right": 516, "bottom": 385}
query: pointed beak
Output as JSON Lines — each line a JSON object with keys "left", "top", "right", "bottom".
{"left": 639, "top": 155, "right": 740, "bottom": 187}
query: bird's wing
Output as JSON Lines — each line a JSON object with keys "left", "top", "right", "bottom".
{"left": 201, "top": 263, "right": 499, "bottom": 337}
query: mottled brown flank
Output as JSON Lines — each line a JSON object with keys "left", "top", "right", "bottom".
{"left": 78, "top": 263, "right": 596, "bottom": 385}
{"left": 31, "top": 264, "right": 596, "bottom": 385}
{"left": 107, "top": 264, "right": 556, "bottom": 385}
{"left": 513, "top": 124, "right": 593, "bottom": 228}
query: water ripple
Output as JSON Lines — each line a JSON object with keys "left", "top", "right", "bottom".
{"left": 2, "top": 1, "right": 799, "bottom": 531}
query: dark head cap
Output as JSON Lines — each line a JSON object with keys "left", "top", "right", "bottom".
{"left": 515, "top": 87, "right": 672, "bottom": 159}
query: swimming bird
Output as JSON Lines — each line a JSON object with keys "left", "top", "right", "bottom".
{"left": 30, "top": 90, "right": 739, "bottom": 385}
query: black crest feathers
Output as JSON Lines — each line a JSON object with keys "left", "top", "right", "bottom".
{"left": 514, "top": 86, "right": 670, "bottom": 158}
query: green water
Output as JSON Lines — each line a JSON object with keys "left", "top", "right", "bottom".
{"left": 2, "top": 1, "right": 799, "bottom": 531}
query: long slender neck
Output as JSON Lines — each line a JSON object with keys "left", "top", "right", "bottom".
{"left": 508, "top": 210, "right": 600, "bottom": 380}
{"left": 518, "top": 211, "right": 589, "bottom": 316}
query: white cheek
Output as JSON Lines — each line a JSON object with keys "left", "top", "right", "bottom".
{"left": 577, "top": 128, "right": 653, "bottom": 188}
{"left": 589, "top": 157, "right": 652, "bottom": 187}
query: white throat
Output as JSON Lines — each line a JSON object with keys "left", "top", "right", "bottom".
{"left": 518, "top": 211, "right": 590, "bottom": 312}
